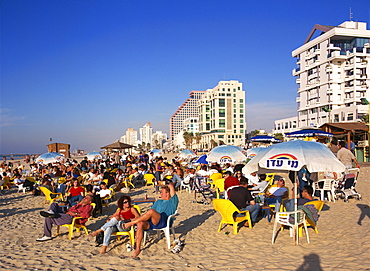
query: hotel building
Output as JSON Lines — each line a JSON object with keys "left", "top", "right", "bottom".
{"left": 198, "top": 80, "right": 246, "bottom": 147}
{"left": 274, "top": 21, "right": 370, "bottom": 134}
{"left": 169, "top": 91, "right": 205, "bottom": 141}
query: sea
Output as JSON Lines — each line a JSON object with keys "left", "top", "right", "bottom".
{"left": 0, "top": 154, "right": 40, "bottom": 161}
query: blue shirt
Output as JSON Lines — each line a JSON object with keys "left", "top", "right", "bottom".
{"left": 151, "top": 194, "right": 179, "bottom": 217}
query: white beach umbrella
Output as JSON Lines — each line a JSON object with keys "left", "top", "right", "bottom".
{"left": 35, "top": 152, "right": 64, "bottom": 164}
{"left": 246, "top": 147, "right": 266, "bottom": 159}
{"left": 86, "top": 151, "right": 105, "bottom": 160}
{"left": 242, "top": 140, "right": 345, "bottom": 175}
{"left": 178, "top": 149, "right": 196, "bottom": 159}
{"left": 206, "top": 145, "right": 246, "bottom": 164}
{"left": 242, "top": 140, "right": 346, "bottom": 244}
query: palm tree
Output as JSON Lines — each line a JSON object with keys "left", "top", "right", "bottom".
{"left": 210, "top": 139, "right": 218, "bottom": 148}
{"left": 183, "top": 132, "right": 194, "bottom": 149}
{"left": 194, "top": 132, "right": 202, "bottom": 149}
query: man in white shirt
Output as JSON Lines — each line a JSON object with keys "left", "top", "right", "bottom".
{"left": 245, "top": 171, "right": 259, "bottom": 186}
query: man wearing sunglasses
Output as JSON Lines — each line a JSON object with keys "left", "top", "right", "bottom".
{"left": 123, "top": 183, "right": 178, "bottom": 257}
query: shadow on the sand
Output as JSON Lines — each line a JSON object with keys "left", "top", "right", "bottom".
{"left": 0, "top": 207, "right": 43, "bottom": 218}
{"left": 296, "top": 253, "right": 323, "bottom": 271}
{"left": 357, "top": 204, "right": 370, "bottom": 226}
{"left": 175, "top": 209, "right": 216, "bottom": 238}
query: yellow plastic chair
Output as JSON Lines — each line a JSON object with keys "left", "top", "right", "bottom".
{"left": 39, "top": 186, "right": 64, "bottom": 204}
{"left": 214, "top": 178, "right": 225, "bottom": 199}
{"left": 208, "top": 173, "right": 222, "bottom": 189}
{"left": 25, "top": 177, "right": 37, "bottom": 183}
{"left": 88, "top": 203, "right": 96, "bottom": 221}
{"left": 213, "top": 199, "right": 252, "bottom": 234}
{"left": 0, "top": 177, "right": 11, "bottom": 190}
{"left": 298, "top": 200, "right": 324, "bottom": 237}
{"left": 265, "top": 173, "right": 276, "bottom": 186}
{"left": 122, "top": 175, "right": 135, "bottom": 189}
{"left": 144, "top": 174, "right": 155, "bottom": 186}
{"left": 55, "top": 203, "right": 94, "bottom": 240}
{"left": 112, "top": 205, "right": 141, "bottom": 246}
{"left": 102, "top": 188, "right": 115, "bottom": 209}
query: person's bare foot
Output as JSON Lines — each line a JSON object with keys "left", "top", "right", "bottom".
{"left": 89, "top": 229, "right": 103, "bottom": 237}
{"left": 131, "top": 249, "right": 141, "bottom": 258}
{"left": 101, "top": 245, "right": 107, "bottom": 254}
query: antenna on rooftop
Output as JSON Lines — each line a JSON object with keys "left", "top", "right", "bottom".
{"left": 349, "top": 7, "right": 353, "bottom": 21}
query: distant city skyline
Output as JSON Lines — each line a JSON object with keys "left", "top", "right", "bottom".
{"left": 1, "top": 0, "right": 369, "bottom": 154}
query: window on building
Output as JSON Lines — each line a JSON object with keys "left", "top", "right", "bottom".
{"left": 240, "top": 119, "right": 243, "bottom": 123}
{"left": 219, "top": 119, "right": 225, "bottom": 127}
{"left": 239, "top": 99, "right": 243, "bottom": 103}
{"left": 219, "top": 109, "right": 225, "bottom": 117}
{"left": 219, "top": 99, "right": 225, "bottom": 107}
{"left": 206, "top": 114, "right": 210, "bottom": 121}
{"left": 206, "top": 123, "right": 210, "bottom": 130}
{"left": 240, "top": 125, "right": 244, "bottom": 128}
{"left": 218, "top": 135, "right": 224, "bottom": 138}
{"left": 240, "top": 130, "right": 244, "bottom": 133}
{"left": 348, "top": 113, "right": 354, "bottom": 121}
{"left": 240, "top": 115, "right": 244, "bottom": 118}
{"left": 240, "top": 104, "right": 244, "bottom": 108}
{"left": 240, "top": 109, "right": 244, "bottom": 113}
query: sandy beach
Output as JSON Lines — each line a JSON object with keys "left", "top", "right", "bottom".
{"left": 1, "top": 160, "right": 369, "bottom": 271}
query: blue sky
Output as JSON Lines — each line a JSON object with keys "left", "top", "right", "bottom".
{"left": 1, "top": 0, "right": 369, "bottom": 154}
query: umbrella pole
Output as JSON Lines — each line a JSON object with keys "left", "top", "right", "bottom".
{"left": 294, "top": 171, "right": 298, "bottom": 245}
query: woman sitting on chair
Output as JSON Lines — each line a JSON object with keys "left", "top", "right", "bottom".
{"left": 90, "top": 195, "right": 140, "bottom": 254}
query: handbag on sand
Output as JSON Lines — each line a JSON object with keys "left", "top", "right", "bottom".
{"left": 95, "top": 231, "right": 104, "bottom": 246}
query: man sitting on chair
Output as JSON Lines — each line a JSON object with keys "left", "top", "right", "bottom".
{"left": 36, "top": 195, "right": 93, "bottom": 242}
{"left": 122, "top": 183, "right": 178, "bottom": 258}
{"left": 229, "top": 179, "right": 261, "bottom": 225}
{"left": 285, "top": 185, "right": 315, "bottom": 211}
{"left": 264, "top": 178, "right": 288, "bottom": 212}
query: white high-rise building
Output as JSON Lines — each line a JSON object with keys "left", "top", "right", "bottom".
{"left": 152, "top": 131, "right": 167, "bottom": 149}
{"left": 274, "top": 21, "right": 370, "bottom": 133}
{"left": 199, "top": 80, "right": 246, "bottom": 147}
{"left": 292, "top": 21, "right": 370, "bottom": 129}
{"left": 140, "top": 122, "right": 153, "bottom": 146}
{"left": 121, "top": 128, "right": 138, "bottom": 146}
{"left": 170, "top": 91, "right": 205, "bottom": 141}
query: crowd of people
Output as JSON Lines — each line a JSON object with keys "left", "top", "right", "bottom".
{"left": 0, "top": 139, "right": 362, "bottom": 258}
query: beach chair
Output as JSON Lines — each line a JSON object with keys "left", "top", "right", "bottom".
{"left": 313, "top": 179, "right": 336, "bottom": 202}
{"left": 55, "top": 203, "right": 94, "bottom": 240}
{"left": 265, "top": 173, "right": 276, "bottom": 186}
{"left": 250, "top": 181, "right": 270, "bottom": 197}
{"left": 112, "top": 205, "right": 141, "bottom": 246}
{"left": 335, "top": 173, "right": 362, "bottom": 202}
{"left": 39, "top": 186, "right": 64, "bottom": 204}
{"left": 298, "top": 200, "right": 324, "bottom": 237}
{"left": 0, "top": 177, "right": 11, "bottom": 190}
{"left": 122, "top": 175, "right": 135, "bottom": 189}
{"left": 208, "top": 173, "right": 222, "bottom": 189}
{"left": 144, "top": 210, "right": 178, "bottom": 249}
{"left": 272, "top": 210, "right": 309, "bottom": 244}
{"left": 214, "top": 178, "right": 225, "bottom": 199}
{"left": 144, "top": 173, "right": 155, "bottom": 186}
{"left": 213, "top": 199, "right": 252, "bottom": 235}
{"left": 101, "top": 188, "right": 115, "bottom": 209}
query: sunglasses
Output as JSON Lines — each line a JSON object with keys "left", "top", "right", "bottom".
{"left": 123, "top": 201, "right": 129, "bottom": 204}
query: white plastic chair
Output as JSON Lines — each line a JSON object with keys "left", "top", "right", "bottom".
{"left": 250, "top": 181, "right": 270, "bottom": 197}
{"left": 180, "top": 180, "right": 191, "bottom": 193}
{"left": 272, "top": 210, "right": 309, "bottom": 244}
{"left": 17, "top": 183, "right": 27, "bottom": 194}
{"left": 314, "top": 179, "right": 336, "bottom": 202}
{"left": 144, "top": 210, "right": 178, "bottom": 249}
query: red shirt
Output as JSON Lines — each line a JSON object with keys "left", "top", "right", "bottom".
{"left": 68, "top": 203, "right": 92, "bottom": 224}
{"left": 118, "top": 208, "right": 135, "bottom": 221}
{"left": 69, "top": 186, "right": 85, "bottom": 197}
{"left": 224, "top": 176, "right": 240, "bottom": 190}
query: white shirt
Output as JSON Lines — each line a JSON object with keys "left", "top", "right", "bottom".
{"left": 245, "top": 174, "right": 259, "bottom": 186}
{"left": 97, "top": 188, "right": 112, "bottom": 198}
